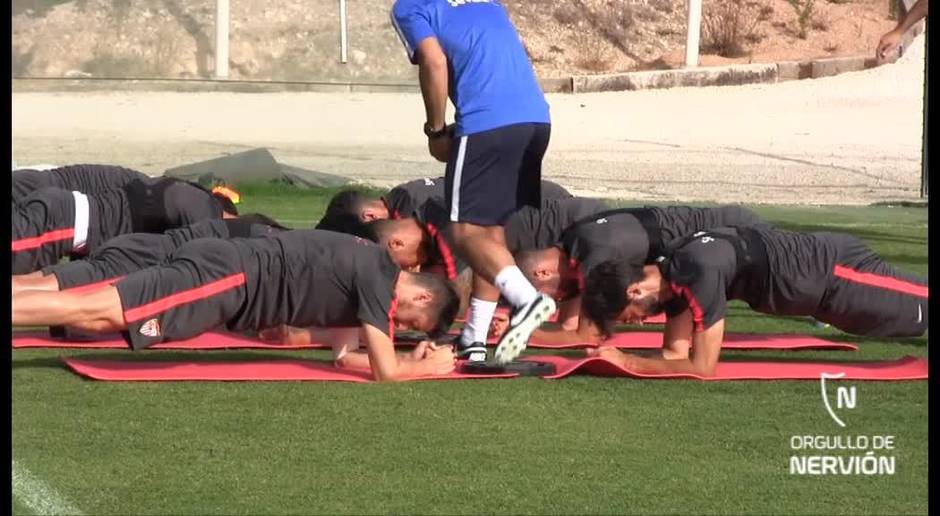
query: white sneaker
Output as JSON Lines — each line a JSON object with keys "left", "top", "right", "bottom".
{"left": 456, "top": 341, "right": 488, "bottom": 363}
{"left": 493, "top": 294, "right": 556, "bottom": 365}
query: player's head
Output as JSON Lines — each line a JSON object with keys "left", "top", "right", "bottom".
{"left": 516, "top": 248, "right": 580, "bottom": 301}
{"left": 320, "top": 189, "right": 389, "bottom": 225}
{"left": 356, "top": 218, "right": 430, "bottom": 271}
{"left": 394, "top": 271, "right": 461, "bottom": 337}
{"left": 582, "top": 260, "right": 665, "bottom": 336}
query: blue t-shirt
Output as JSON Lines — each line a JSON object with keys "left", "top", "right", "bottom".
{"left": 391, "top": 0, "right": 551, "bottom": 136}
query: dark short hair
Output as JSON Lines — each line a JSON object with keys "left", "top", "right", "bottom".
{"left": 409, "top": 271, "right": 460, "bottom": 338}
{"left": 315, "top": 212, "right": 371, "bottom": 236}
{"left": 582, "top": 260, "right": 646, "bottom": 337}
{"left": 320, "top": 190, "right": 374, "bottom": 222}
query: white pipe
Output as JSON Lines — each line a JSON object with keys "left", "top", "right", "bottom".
{"left": 215, "top": 0, "right": 230, "bottom": 78}
{"left": 339, "top": 0, "right": 348, "bottom": 63}
{"left": 684, "top": 0, "right": 702, "bottom": 68}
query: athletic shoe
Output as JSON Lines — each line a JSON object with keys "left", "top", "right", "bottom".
{"left": 456, "top": 341, "right": 488, "bottom": 363}
{"left": 493, "top": 294, "right": 557, "bottom": 365}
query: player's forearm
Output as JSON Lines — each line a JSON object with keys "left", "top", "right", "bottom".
{"left": 898, "top": 0, "right": 928, "bottom": 32}
{"left": 336, "top": 349, "right": 421, "bottom": 371}
{"left": 334, "top": 350, "right": 372, "bottom": 371}
{"left": 418, "top": 60, "right": 448, "bottom": 129}
{"left": 624, "top": 355, "right": 710, "bottom": 376}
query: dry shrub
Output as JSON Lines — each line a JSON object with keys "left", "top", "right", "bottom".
{"left": 573, "top": 30, "right": 613, "bottom": 72}
{"left": 553, "top": 5, "right": 580, "bottom": 25}
{"left": 702, "top": 0, "right": 768, "bottom": 57}
{"left": 787, "top": 0, "right": 816, "bottom": 39}
{"left": 811, "top": 14, "right": 830, "bottom": 31}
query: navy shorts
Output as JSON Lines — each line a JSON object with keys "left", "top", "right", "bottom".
{"left": 444, "top": 123, "right": 551, "bottom": 226}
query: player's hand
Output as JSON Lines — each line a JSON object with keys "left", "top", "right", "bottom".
{"left": 427, "top": 134, "right": 452, "bottom": 163}
{"left": 422, "top": 343, "right": 457, "bottom": 375}
{"left": 408, "top": 340, "right": 439, "bottom": 360}
{"left": 488, "top": 311, "right": 509, "bottom": 340}
{"left": 257, "top": 325, "right": 288, "bottom": 342}
{"left": 586, "top": 345, "right": 631, "bottom": 368}
{"left": 877, "top": 29, "right": 903, "bottom": 60}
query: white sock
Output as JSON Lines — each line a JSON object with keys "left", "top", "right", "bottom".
{"left": 494, "top": 266, "right": 539, "bottom": 308}
{"left": 461, "top": 298, "right": 499, "bottom": 345}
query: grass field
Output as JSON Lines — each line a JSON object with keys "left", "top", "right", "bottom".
{"left": 12, "top": 182, "right": 929, "bottom": 515}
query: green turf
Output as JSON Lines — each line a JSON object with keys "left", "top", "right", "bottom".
{"left": 12, "top": 182, "right": 928, "bottom": 515}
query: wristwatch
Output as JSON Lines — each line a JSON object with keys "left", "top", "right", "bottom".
{"left": 423, "top": 122, "right": 449, "bottom": 139}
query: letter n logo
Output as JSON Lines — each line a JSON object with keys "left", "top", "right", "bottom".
{"left": 836, "top": 386, "right": 857, "bottom": 409}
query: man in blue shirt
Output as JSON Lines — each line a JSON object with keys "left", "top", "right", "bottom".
{"left": 391, "top": 0, "right": 557, "bottom": 365}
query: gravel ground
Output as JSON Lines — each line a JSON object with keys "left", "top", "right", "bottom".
{"left": 12, "top": 36, "right": 925, "bottom": 205}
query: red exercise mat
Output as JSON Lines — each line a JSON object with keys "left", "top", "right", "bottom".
{"left": 61, "top": 355, "right": 925, "bottom": 382}
{"left": 61, "top": 357, "right": 517, "bottom": 383}
{"left": 13, "top": 331, "right": 858, "bottom": 351}
{"left": 535, "top": 354, "right": 928, "bottom": 381}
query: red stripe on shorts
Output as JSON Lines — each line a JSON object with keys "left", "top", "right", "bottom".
{"left": 12, "top": 228, "right": 75, "bottom": 252}
{"left": 833, "top": 265, "right": 928, "bottom": 298}
{"left": 123, "top": 273, "right": 247, "bottom": 323}
{"left": 64, "top": 276, "right": 126, "bottom": 295}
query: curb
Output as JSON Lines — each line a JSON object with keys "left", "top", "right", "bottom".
{"left": 12, "top": 54, "right": 886, "bottom": 95}
{"left": 566, "top": 55, "right": 881, "bottom": 94}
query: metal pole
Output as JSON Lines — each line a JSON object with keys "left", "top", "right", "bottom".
{"left": 339, "top": 0, "right": 348, "bottom": 64}
{"left": 215, "top": 0, "right": 230, "bottom": 78}
{"left": 920, "top": 40, "right": 928, "bottom": 199}
{"left": 684, "top": 0, "right": 703, "bottom": 68}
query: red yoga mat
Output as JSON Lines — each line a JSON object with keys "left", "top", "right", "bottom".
{"left": 61, "top": 355, "right": 926, "bottom": 382}
{"left": 13, "top": 331, "right": 857, "bottom": 351}
{"left": 61, "top": 357, "right": 517, "bottom": 383}
{"left": 534, "top": 354, "right": 928, "bottom": 381}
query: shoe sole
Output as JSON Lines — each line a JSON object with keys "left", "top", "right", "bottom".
{"left": 493, "top": 297, "right": 556, "bottom": 365}
{"left": 456, "top": 345, "right": 487, "bottom": 360}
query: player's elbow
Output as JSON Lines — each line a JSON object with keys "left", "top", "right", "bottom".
{"left": 334, "top": 355, "right": 354, "bottom": 370}
{"left": 371, "top": 369, "right": 406, "bottom": 382}
{"left": 416, "top": 49, "right": 447, "bottom": 71}
{"left": 691, "top": 361, "right": 718, "bottom": 378}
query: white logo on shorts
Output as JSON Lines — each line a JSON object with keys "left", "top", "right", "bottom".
{"left": 917, "top": 305, "right": 923, "bottom": 324}
{"left": 139, "top": 318, "right": 161, "bottom": 337}
{"left": 423, "top": 178, "right": 436, "bottom": 186}
{"left": 596, "top": 218, "right": 608, "bottom": 224}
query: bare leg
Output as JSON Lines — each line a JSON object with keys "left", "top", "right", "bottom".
{"left": 12, "top": 286, "right": 126, "bottom": 332}
{"left": 12, "top": 273, "right": 60, "bottom": 295}
{"left": 451, "top": 223, "right": 513, "bottom": 284}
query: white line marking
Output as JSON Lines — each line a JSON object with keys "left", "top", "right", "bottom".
{"left": 450, "top": 136, "right": 468, "bottom": 222}
{"left": 12, "top": 460, "right": 84, "bottom": 515}
{"left": 820, "top": 372, "right": 847, "bottom": 428}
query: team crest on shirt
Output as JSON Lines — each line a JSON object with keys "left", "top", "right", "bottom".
{"left": 423, "top": 178, "right": 436, "bottom": 186}
{"left": 139, "top": 318, "right": 161, "bottom": 337}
